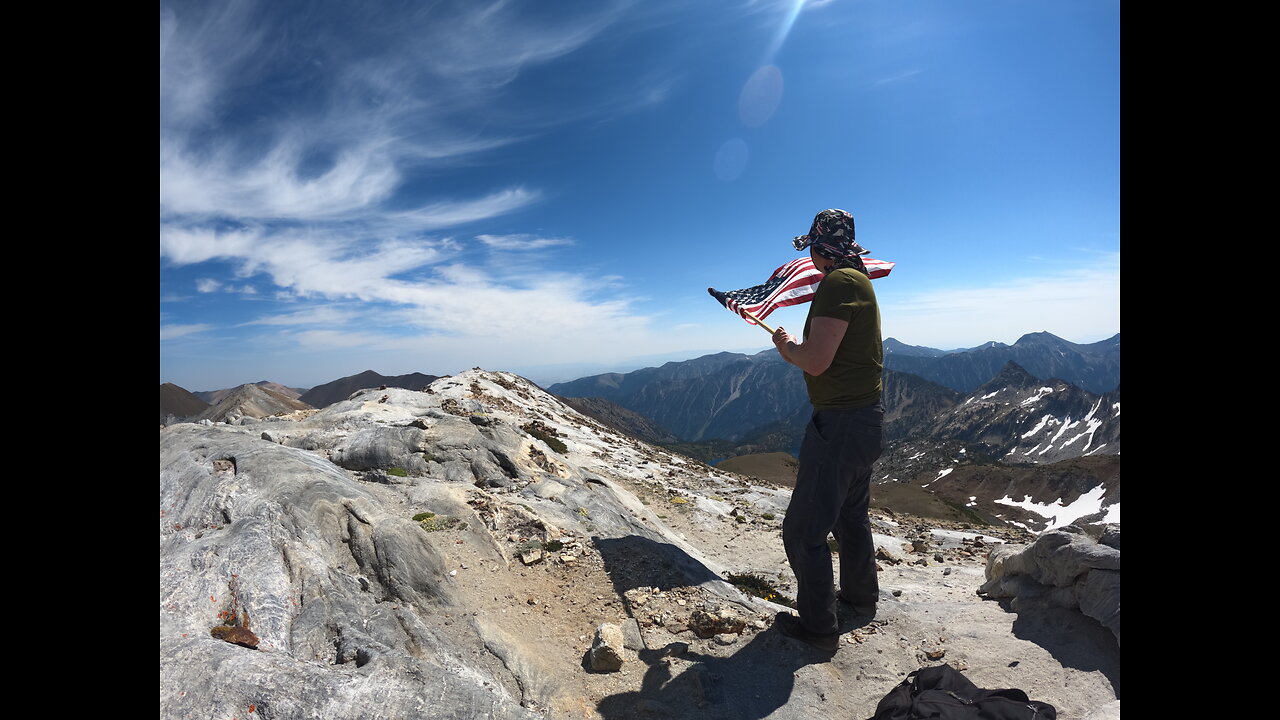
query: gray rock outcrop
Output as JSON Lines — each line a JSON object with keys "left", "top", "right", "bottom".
{"left": 978, "top": 524, "right": 1121, "bottom": 646}
{"left": 160, "top": 424, "right": 536, "bottom": 719}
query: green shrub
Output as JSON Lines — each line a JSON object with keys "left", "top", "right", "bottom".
{"left": 388, "top": 467, "right": 408, "bottom": 477}
{"left": 415, "top": 511, "right": 465, "bottom": 531}
{"left": 725, "top": 572, "right": 795, "bottom": 608}
{"left": 543, "top": 539, "right": 564, "bottom": 552}
{"left": 761, "top": 513, "right": 775, "bottom": 520}
{"left": 521, "top": 422, "right": 568, "bottom": 454}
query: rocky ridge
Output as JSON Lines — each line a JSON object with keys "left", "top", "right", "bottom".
{"left": 193, "top": 383, "right": 315, "bottom": 424}
{"left": 160, "top": 369, "right": 1119, "bottom": 719}
{"left": 161, "top": 381, "right": 210, "bottom": 423}
{"left": 299, "top": 369, "right": 441, "bottom": 409}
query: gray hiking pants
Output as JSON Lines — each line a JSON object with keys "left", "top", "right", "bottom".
{"left": 782, "top": 402, "right": 883, "bottom": 634}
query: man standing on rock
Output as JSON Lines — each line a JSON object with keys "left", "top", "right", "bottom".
{"left": 770, "top": 208, "right": 883, "bottom": 652}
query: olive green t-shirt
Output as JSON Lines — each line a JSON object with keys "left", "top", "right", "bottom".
{"left": 802, "top": 267, "right": 883, "bottom": 409}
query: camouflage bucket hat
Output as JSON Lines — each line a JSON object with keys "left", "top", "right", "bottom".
{"left": 792, "top": 208, "right": 865, "bottom": 256}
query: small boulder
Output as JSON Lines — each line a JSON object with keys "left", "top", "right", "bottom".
{"left": 688, "top": 607, "right": 746, "bottom": 639}
{"left": 210, "top": 624, "right": 259, "bottom": 650}
{"left": 590, "top": 623, "right": 626, "bottom": 671}
{"left": 876, "top": 547, "right": 903, "bottom": 565}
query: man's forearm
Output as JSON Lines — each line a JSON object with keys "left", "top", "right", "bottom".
{"left": 772, "top": 317, "right": 848, "bottom": 376}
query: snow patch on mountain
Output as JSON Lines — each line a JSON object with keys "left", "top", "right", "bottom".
{"left": 923, "top": 466, "right": 954, "bottom": 487}
{"left": 1022, "top": 414, "right": 1054, "bottom": 438}
{"left": 994, "top": 483, "right": 1117, "bottom": 531}
{"left": 1019, "top": 387, "right": 1055, "bottom": 406}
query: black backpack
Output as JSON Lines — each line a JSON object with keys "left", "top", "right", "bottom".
{"left": 869, "top": 664, "right": 1057, "bottom": 720}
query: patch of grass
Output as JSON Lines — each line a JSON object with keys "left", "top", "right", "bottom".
{"left": 388, "top": 467, "right": 408, "bottom": 477}
{"left": 543, "top": 539, "right": 564, "bottom": 552}
{"left": 416, "top": 512, "right": 466, "bottom": 531}
{"left": 827, "top": 537, "right": 840, "bottom": 554}
{"left": 735, "top": 515, "right": 747, "bottom": 523}
{"left": 939, "top": 498, "right": 992, "bottom": 526}
{"left": 656, "top": 439, "right": 737, "bottom": 464}
{"left": 725, "top": 572, "right": 795, "bottom": 608}
{"left": 577, "top": 507, "right": 591, "bottom": 518}
{"left": 761, "top": 512, "right": 775, "bottom": 520}
{"left": 522, "top": 423, "right": 568, "bottom": 454}
{"left": 670, "top": 497, "right": 689, "bottom": 504}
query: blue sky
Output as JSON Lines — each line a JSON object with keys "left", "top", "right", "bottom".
{"left": 160, "top": 0, "right": 1119, "bottom": 391}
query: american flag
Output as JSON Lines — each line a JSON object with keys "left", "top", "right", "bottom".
{"left": 707, "top": 256, "right": 895, "bottom": 324}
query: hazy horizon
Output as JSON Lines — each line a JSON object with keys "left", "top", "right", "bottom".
{"left": 162, "top": 328, "right": 1118, "bottom": 393}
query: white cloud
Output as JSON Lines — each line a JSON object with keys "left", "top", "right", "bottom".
{"left": 476, "top": 233, "right": 574, "bottom": 250}
{"left": 195, "top": 278, "right": 221, "bottom": 293}
{"left": 160, "top": 140, "right": 402, "bottom": 220}
{"left": 388, "top": 188, "right": 541, "bottom": 230}
{"left": 160, "top": 323, "right": 213, "bottom": 340}
{"left": 158, "top": 2, "right": 624, "bottom": 227}
{"left": 242, "top": 306, "right": 363, "bottom": 327}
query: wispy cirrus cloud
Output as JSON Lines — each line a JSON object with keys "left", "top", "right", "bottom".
{"left": 476, "top": 234, "right": 574, "bottom": 251}
{"left": 872, "top": 69, "right": 924, "bottom": 87}
{"left": 159, "top": 2, "right": 632, "bottom": 227}
{"left": 241, "top": 306, "right": 364, "bottom": 327}
{"left": 160, "top": 323, "right": 214, "bottom": 340}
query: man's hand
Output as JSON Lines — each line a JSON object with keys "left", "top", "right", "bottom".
{"left": 772, "top": 326, "right": 797, "bottom": 349}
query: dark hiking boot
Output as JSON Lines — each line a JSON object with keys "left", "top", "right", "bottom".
{"left": 836, "top": 591, "right": 876, "bottom": 619}
{"left": 774, "top": 612, "right": 840, "bottom": 652}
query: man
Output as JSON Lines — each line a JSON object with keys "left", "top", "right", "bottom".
{"left": 770, "top": 208, "right": 883, "bottom": 652}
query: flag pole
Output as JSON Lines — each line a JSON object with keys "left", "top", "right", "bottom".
{"left": 739, "top": 309, "right": 776, "bottom": 335}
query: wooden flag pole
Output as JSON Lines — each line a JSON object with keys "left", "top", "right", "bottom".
{"left": 739, "top": 309, "right": 776, "bottom": 335}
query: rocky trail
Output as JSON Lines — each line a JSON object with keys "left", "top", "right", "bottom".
{"left": 160, "top": 370, "right": 1119, "bottom": 719}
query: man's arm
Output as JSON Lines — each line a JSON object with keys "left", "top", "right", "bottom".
{"left": 772, "top": 316, "right": 849, "bottom": 376}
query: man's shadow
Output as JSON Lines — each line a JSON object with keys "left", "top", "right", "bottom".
{"left": 591, "top": 535, "right": 838, "bottom": 719}
{"left": 596, "top": 630, "right": 831, "bottom": 720}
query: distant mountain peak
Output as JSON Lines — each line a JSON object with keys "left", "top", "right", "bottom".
{"left": 974, "top": 361, "right": 1040, "bottom": 395}
{"left": 299, "top": 370, "right": 440, "bottom": 409}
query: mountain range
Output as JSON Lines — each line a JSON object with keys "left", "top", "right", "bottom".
{"left": 547, "top": 332, "right": 1118, "bottom": 466}
{"left": 884, "top": 332, "right": 1119, "bottom": 394}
